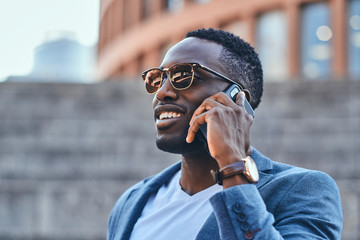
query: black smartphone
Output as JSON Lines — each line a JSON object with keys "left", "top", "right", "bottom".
{"left": 196, "top": 84, "right": 254, "bottom": 151}
{"left": 223, "top": 84, "right": 254, "bottom": 118}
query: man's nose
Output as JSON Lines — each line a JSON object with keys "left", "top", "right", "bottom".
{"left": 155, "top": 76, "right": 178, "bottom": 101}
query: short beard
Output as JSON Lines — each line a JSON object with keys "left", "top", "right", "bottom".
{"left": 155, "top": 133, "right": 204, "bottom": 154}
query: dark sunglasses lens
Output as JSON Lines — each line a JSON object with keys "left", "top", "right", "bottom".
{"left": 170, "top": 64, "right": 193, "bottom": 89}
{"left": 144, "top": 69, "right": 162, "bottom": 93}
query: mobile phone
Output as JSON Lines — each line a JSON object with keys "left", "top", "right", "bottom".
{"left": 223, "top": 84, "right": 255, "bottom": 118}
{"left": 196, "top": 84, "right": 255, "bottom": 151}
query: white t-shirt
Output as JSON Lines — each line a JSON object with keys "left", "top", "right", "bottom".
{"left": 129, "top": 170, "right": 223, "bottom": 240}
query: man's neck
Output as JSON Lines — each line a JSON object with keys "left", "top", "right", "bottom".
{"left": 179, "top": 151, "right": 219, "bottom": 196}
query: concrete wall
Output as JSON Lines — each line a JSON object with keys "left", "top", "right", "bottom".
{"left": 0, "top": 80, "right": 359, "bottom": 239}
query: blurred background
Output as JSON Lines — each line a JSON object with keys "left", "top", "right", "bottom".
{"left": 0, "top": 0, "right": 359, "bottom": 239}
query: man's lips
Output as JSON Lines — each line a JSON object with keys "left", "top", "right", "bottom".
{"left": 154, "top": 105, "right": 186, "bottom": 129}
{"left": 154, "top": 104, "right": 186, "bottom": 119}
{"left": 159, "top": 112, "right": 183, "bottom": 120}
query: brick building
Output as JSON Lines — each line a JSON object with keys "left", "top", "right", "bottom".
{"left": 97, "top": 0, "right": 360, "bottom": 81}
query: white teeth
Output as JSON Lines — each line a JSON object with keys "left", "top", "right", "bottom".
{"left": 159, "top": 112, "right": 182, "bottom": 120}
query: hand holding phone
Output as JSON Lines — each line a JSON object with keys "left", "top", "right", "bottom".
{"left": 196, "top": 84, "right": 254, "bottom": 151}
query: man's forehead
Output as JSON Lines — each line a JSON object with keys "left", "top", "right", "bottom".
{"left": 161, "top": 37, "right": 223, "bottom": 67}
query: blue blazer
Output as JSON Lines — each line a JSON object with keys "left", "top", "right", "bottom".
{"left": 107, "top": 148, "right": 343, "bottom": 240}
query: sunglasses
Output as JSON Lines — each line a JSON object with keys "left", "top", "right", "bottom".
{"left": 141, "top": 62, "right": 244, "bottom": 94}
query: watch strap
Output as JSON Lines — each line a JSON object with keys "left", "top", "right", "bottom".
{"left": 211, "top": 160, "right": 246, "bottom": 185}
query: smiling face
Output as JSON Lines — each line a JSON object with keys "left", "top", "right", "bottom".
{"left": 152, "top": 37, "right": 230, "bottom": 154}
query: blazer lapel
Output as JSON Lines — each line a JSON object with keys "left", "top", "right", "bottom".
{"left": 116, "top": 162, "right": 181, "bottom": 240}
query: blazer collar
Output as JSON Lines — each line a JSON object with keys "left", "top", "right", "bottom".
{"left": 251, "top": 147, "right": 274, "bottom": 190}
{"left": 251, "top": 147, "right": 273, "bottom": 172}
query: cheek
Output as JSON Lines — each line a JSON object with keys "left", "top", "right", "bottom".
{"left": 152, "top": 95, "right": 158, "bottom": 109}
{"left": 186, "top": 83, "right": 227, "bottom": 106}
{"left": 182, "top": 93, "right": 210, "bottom": 117}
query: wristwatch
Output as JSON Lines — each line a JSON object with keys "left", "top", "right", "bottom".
{"left": 211, "top": 156, "right": 259, "bottom": 185}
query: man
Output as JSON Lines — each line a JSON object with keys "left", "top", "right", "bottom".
{"left": 107, "top": 29, "right": 342, "bottom": 239}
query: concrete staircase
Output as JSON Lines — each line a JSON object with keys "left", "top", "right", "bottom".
{"left": 0, "top": 79, "right": 359, "bottom": 239}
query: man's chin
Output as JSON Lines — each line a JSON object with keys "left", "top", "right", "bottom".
{"left": 155, "top": 135, "right": 203, "bottom": 154}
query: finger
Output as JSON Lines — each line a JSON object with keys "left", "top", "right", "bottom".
{"left": 209, "top": 92, "right": 237, "bottom": 107}
{"left": 189, "top": 98, "right": 223, "bottom": 126}
{"left": 235, "top": 92, "right": 254, "bottom": 119}
{"left": 190, "top": 92, "right": 239, "bottom": 125}
{"left": 186, "top": 112, "right": 207, "bottom": 143}
{"left": 235, "top": 91, "right": 246, "bottom": 107}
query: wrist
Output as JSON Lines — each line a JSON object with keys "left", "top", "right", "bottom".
{"left": 211, "top": 156, "right": 259, "bottom": 185}
{"left": 222, "top": 174, "right": 250, "bottom": 188}
{"left": 216, "top": 153, "right": 246, "bottom": 169}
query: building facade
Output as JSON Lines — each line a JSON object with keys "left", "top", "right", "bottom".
{"left": 97, "top": 0, "right": 360, "bottom": 81}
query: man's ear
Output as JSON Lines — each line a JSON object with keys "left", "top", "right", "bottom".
{"left": 243, "top": 89, "right": 251, "bottom": 103}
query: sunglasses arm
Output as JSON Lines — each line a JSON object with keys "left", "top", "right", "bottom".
{"left": 196, "top": 63, "right": 245, "bottom": 90}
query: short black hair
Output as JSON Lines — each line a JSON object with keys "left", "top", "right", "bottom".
{"left": 185, "top": 28, "right": 263, "bottom": 109}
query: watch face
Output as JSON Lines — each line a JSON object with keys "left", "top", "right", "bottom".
{"left": 244, "top": 157, "right": 259, "bottom": 183}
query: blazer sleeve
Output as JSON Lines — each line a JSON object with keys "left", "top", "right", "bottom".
{"left": 209, "top": 171, "right": 343, "bottom": 239}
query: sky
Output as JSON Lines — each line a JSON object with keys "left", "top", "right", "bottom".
{"left": 0, "top": 0, "right": 100, "bottom": 81}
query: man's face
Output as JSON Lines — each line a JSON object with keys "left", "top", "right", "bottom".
{"left": 152, "top": 37, "right": 229, "bottom": 154}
